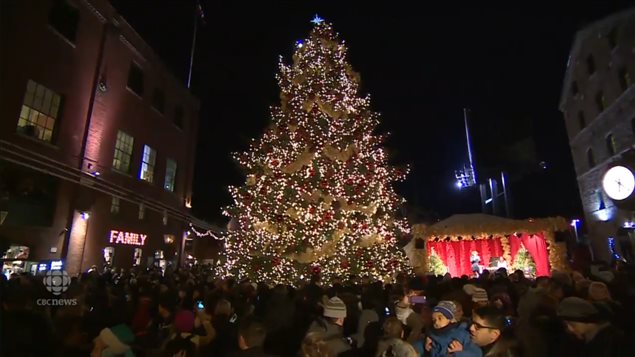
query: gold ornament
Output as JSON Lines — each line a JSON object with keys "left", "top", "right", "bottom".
{"left": 246, "top": 175, "right": 257, "bottom": 186}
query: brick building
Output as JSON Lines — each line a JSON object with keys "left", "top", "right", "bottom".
{"left": 559, "top": 8, "right": 635, "bottom": 260}
{"left": 0, "top": 0, "right": 214, "bottom": 276}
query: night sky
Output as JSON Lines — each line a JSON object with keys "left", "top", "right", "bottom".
{"left": 111, "top": 1, "right": 633, "bottom": 225}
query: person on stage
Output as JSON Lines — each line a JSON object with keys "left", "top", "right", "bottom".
{"left": 470, "top": 251, "right": 481, "bottom": 277}
{"left": 496, "top": 257, "right": 508, "bottom": 270}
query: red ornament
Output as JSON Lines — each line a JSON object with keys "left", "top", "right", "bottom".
{"left": 271, "top": 159, "right": 280, "bottom": 167}
{"left": 337, "top": 222, "right": 346, "bottom": 229}
{"left": 345, "top": 179, "right": 354, "bottom": 186}
{"left": 340, "top": 260, "right": 349, "bottom": 269}
{"left": 309, "top": 207, "right": 316, "bottom": 214}
{"left": 356, "top": 249, "right": 363, "bottom": 257}
{"left": 272, "top": 257, "right": 281, "bottom": 266}
{"left": 365, "top": 261, "right": 374, "bottom": 268}
{"left": 384, "top": 234, "right": 392, "bottom": 241}
{"left": 309, "top": 168, "right": 316, "bottom": 176}
{"left": 361, "top": 224, "right": 368, "bottom": 230}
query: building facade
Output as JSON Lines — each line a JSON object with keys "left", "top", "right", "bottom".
{"left": 559, "top": 8, "right": 635, "bottom": 260}
{"left": 0, "top": 0, "right": 211, "bottom": 276}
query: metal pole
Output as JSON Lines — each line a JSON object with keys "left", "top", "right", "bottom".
{"left": 464, "top": 108, "right": 477, "bottom": 185}
{"left": 186, "top": 8, "right": 198, "bottom": 89}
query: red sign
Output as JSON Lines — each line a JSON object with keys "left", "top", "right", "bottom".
{"left": 109, "top": 230, "right": 147, "bottom": 246}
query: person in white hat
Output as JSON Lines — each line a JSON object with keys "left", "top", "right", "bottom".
{"left": 304, "top": 296, "right": 352, "bottom": 355}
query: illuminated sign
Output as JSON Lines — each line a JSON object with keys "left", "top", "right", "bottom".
{"left": 50, "top": 260, "right": 63, "bottom": 270}
{"left": 109, "top": 230, "right": 147, "bottom": 246}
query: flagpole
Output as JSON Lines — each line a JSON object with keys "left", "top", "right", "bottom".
{"left": 187, "top": 2, "right": 199, "bottom": 89}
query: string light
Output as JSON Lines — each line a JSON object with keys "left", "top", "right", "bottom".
{"left": 188, "top": 223, "right": 225, "bottom": 240}
{"left": 218, "top": 19, "right": 411, "bottom": 284}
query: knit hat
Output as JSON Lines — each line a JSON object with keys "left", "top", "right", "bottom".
{"left": 174, "top": 310, "right": 195, "bottom": 333}
{"left": 433, "top": 301, "right": 457, "bottom": 321}
{"left": 98, "top": 324, "right": 134, "bottom": 355}
{"left": 557, "top": 297, "right": 603, "bottom": 323}
{"left": 322, "top": 296, "right": 347, "bottom": 319}
{"left": 463, "top": 283, "right": 489, "bottom": 304}
{"left": 588, "top": 281, "right": 611, "bottom": 302}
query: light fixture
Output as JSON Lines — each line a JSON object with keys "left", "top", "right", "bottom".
{"left": 80, "top": 212, "right": 90, "bottom": 220}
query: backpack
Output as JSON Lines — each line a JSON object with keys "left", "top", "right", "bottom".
{"left": 163, "top": 333, "right": 196, "bottom": 357}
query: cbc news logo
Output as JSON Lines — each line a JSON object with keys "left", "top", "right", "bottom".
{"left": 43, "top": 270, "right": 71, "bottom": 295}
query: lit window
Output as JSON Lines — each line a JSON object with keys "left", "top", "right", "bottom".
{"left": 165, "top": 159, "right": 177, "bottom": 192}
{"left": 17, "top": 80, "right": 62, "bottom": 143}
{"left": 48, "top": 0, "right": 79, "bottom": 43}
{"left": 110, "top": 196, "right": 120, "bottom": 214}
{"left": 139, "top": 203, "right": 145, "bottom": 220}
{"left": 606, "top": 134, "right": 617, "bottom": 156}
{"left": 133, "top": 248, "right": 142, "bottom": 266}
{"left": 112, "top": 130, "right": 134, "bottom": 173}
{"left": 618, "top": 67, "right": 631, "bottom": 92}
{"left": 127, "top": 62, "right": 144, "bottom": 96}
{"left": 587, "top": 148, "right": 595, "bottom": 168}
{"left": 164, "top": 234, "right": 175, "bottom": 244}
{"left": 152, "top": 89, "right": 165, "bottom": 114}
{"left": 140, "top": 145, "right": 157, "bottom": 183}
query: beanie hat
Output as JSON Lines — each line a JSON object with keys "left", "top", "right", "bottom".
{"left": 462, "top": 284, "right": 478, "bottom": 296}
{"left": 588, "top": 281, "right": 611, "bottom": 302}
{"left": 174, "top": 310, "right": 195, "bottom": 333}
{"left": 470, "top": 288, "right": 489, "bottom": 303}
{"left": 433, "top": 301, "right": 457, "bottom": 321}
{"left": 322, "top": 296, "right": 347, "bottom": 319}
{"left": 557, "top": 297, "right": 603, "bottom": 323}
{"left": 98, "top": 324, "right": 134, "bottom": 355}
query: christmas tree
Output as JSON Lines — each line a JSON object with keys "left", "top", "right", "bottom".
{"left": 428, "top": 248, "right": 447, "bottom": 276}
{"left": 220, "top": 18, "right": 411, "bottom": 284}
{"left": 512, "top": 244, "right": 536, "bottom": 277}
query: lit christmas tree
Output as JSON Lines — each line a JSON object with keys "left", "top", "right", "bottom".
{"left": 428, "top": 248, "right": 447, "bottom": 276}
{"left": 220, "top": 18, "right": 412, "bottom": 284}
{"left": 512, "top": 244, "right": 536, "bottom": 277}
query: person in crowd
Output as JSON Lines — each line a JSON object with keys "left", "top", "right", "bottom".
{"left": 471, "top": 251, "right": 482, "bottom": 278}
{"left": 459, "top": 305, "right": 520, "bottom": 357}
{"left": 305, "top": 296, "right": 352, "bottom": 355}
{"left": 232, "top": 318, "right": 276, "bottom": 356}
{"left": 208, "top": 298, "right": 240, "bottom": 355}
{"left": 300, "top": 332, "right": 334, "bottom": 357}
{"left": 557, "top": 296, "right": 625, "bottom": 356}
{"left": 375, "top": 317, "right": 405, "bottom": 355}
{"left": 90, "top": 323, "right": 135, "bottom": 357}
{"left": 376, "top": 338, "right": 419, "bottom": 357}
{"left": 425, "top": 300, "right": 481, "bottom": 357}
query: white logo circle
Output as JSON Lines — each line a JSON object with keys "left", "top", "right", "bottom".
{"left": 43, "top": 270, "right": 71, "bottom": 295}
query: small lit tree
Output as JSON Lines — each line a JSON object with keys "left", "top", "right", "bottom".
{"left": 512, "top": 244, "right": 536, "bottom": 277}
{"left": 428, "top": 248, "right": 447, "bottom": 276}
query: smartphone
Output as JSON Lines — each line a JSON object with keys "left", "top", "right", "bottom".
{"left": 196, "top": 300, "right": 205, "bottom": 310}
{"left": 229, "top": 313, "right": 238, "bottom": 323}
{"left": 384, "top": 307, "right": 390, "bottom": 316}
{"left": 409, "top": 295, "right": 427, "bottom": 304}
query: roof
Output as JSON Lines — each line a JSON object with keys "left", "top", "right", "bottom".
{"left": 412, "top": 213, "right": 568, "bottom": 238}
{"left": 558, "top": 7, "right": 635, "bottom": 111}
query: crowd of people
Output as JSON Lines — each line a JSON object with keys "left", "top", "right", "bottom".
{"left": 2, "top": 260, "right": 635, "bottom": 357}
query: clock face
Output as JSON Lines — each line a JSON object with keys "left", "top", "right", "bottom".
{"left": 602, "top": 166, "right": 635, "bottom": 201}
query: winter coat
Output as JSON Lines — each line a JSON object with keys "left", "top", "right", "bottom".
{"left": 427, "top": 323, "right": 482, "bottom": 357}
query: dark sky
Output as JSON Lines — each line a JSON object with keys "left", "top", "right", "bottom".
{"left": 111, "top": 1, "right": 633, "bottom": 225}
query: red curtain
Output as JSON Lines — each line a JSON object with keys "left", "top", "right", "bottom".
{"left": 427, "top": 238, "right": 504, "bottom": 277}
{"left": 508, "top": 232, "right": 550, "bottom": 277}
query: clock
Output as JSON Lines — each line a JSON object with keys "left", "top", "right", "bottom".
{"left": 602, "top": 165, "right": 635, "bottom": 201}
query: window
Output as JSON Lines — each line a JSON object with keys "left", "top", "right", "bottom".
{"left": 571, "top": 81, "right": 579, "bottom": 96}
{"left": 174, "top": 105, "right": 184, "bottom": 129}
{"left": 578, "top": 111, "right": 586, "bottom": 130}
{"left": 595, "top": 91, "right": 606, "bottom": 113}
{"left": 133, "top": 248, "right": 142, "bottom": 266}
{"left": 140, "top": 145, "right": 157, "bottom": 183}
{"left": 127, "top": 63, "right": 144, "bottom": 96}
{"left": 587, "top": 148, "right": 595, "bottom": 168}
{"left": 103, "top": 247, "right": 114, "bottom": 266}
{"left": 110, "top": 196, "right": 120, "bottom": 214}
{"left": 164, "top": 159, "right": 177, "bottom": 192}
{"left": 618, "top": 67, "right": 631, "bottom": 91}
{"left": 17, "top": 80, "right": 62, "bottom": 143}
{"left": 112, "top": 131, "right": 134, "bottom": 173}
{"left": 48, "top": 0, "right": 79, "bottom": 43}
{"left": 138, "top": 203, "right": 145, "bottom": 220}
{"left": 606, "top": 134, "right": 617, "bottom": 156}
{"left": 608, "top": 27, "right": 618, "bottom": 49}
{"left": 152, "top": 89, "right": 165, "bottom": 114}
{"left": 586, "top": 54, "right": 596, "bottom": 75}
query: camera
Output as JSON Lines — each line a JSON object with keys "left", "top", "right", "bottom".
{"left": 197, "top": 300, "right": 204, "bottom": 310}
